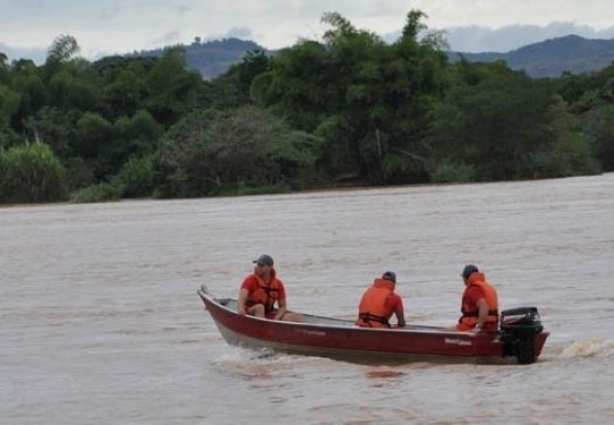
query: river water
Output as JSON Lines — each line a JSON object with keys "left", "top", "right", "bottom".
{"left": 1, "top": 174, "right": 613, "bottom": 424}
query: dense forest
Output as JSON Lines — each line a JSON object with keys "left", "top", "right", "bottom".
{"left": 1, "top": 10, "right": 613, "bottom": 204}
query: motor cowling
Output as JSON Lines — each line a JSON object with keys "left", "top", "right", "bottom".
{"left": 499, "top": 307, "right": 543, "bottom": 364}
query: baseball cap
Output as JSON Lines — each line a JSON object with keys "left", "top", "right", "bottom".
{"left": 461, "top": 264, "right": 479, "bottom": 279}
{"left": 253, "top": 254, "right": 274, "bottom": 267}
{"left": 382, "top": 271, "right": 396, "bottom": 283}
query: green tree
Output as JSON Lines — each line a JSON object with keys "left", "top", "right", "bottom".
{"left": 583, "top": 104, "right": 614, "bottom": 171}
{"left": 47, "top": 34, "right": 80, "bottom": 63}
{"left": 103, "top": 110, "right": 163, "bottom": 178}
{"left": 0, "top": 82, "right": 21, "bottom": 149}
{"left": 252, "top": 40, "right": 331, "bottom": 131}
{"left": 142, "top": 47, "right": 204, "bottom": 127}
{"left": 236, "top": 49, "right": 271, "bottom": 98}
{"left": 430, "top": 61, "right": 590, "bottom": 181}
{"left": 47, "top": 65, "right": 101, "bottom": 112}
{"left": 156, "top": 105, "right": 321, "bottom": 197}
{"left": 0, "top": 52, "right": 10, "bottom": 84}
{"left": 0, "top": 142, "right": 67, "bottom": 203}
{"left": 209, "top": 49, "right": 271, "bottom": 109}
{"left": 251, "top": 10, "right": 447, "bottom": 183}
{"left": 22, "top": 106, "right": 79, "bottom": 157}
{"left": 94, "top": 56, "right": 152, "bottom": 119}
{"left": 118, "top": 154, "right": 156, "bottom": 198}
{"left": 74, "top": 112, "right": 113, "bottom": 164}
{"left": 43, "top": 34, "right": 81, "bottom": 83}
{"left": 113, "top": 109, "right": 162, "bottom": 153}
{"left": 10, "top": 60, "right": 47, "bottom": 132}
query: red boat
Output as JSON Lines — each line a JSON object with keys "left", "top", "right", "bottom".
{"left": 197, "top": 286, "right": 549, "bottom": 365}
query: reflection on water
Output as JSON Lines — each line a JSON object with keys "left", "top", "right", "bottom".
{"left": 366, "top": 366, "right": 406, "bottom": 379}
{"left": 1, "top": 173, "right": 614, "bottom": 424}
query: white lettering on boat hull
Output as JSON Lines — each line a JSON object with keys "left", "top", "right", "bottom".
{"left": 444, "top": 338, "right": 472, "bottom": 346}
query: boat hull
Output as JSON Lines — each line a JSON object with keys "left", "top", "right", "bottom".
{"left": 198, "top": 289, "right": 549, "bottom": 364}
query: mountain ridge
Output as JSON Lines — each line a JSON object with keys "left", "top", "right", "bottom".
{"left": 448, "top": 34, "right": 614, "bottom": 77}
{"left": 125, "top": 34, "right": 614, "bottom": 79}
{"left": 134, "top": 37, "right": 269, "bottom": 80}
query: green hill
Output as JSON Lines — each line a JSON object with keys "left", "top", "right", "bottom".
{"left": 137, "top": 37, "right": 269, "bottom": 80}
{"left": 139, "top": 34, "right": 614, "bottom": 80}
{"left": 449, "top": 34, "right": 614, "bottom": 78}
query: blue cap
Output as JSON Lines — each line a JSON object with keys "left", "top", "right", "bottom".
{"left": 253, "top": 254, "right": 274, "bottom": 267}
{"left": 382, "top": 271, "right": 396, "bottom": 283}
{"left": 461, "top": 264, "right": 478, "bottom": 279}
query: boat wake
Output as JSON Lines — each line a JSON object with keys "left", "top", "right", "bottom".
{"left": 211, "top": 347, "right": 286, "bottom": 366}
{"left": 560, "top": 339, "right": 614, "bottom": 358}
{"left": 210, "top": 347, "right": 339, "bottom": 379}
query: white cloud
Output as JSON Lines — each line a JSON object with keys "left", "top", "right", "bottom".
{"left": 225, "top": 26, "right": 253, "bottom": 40}
{"left": 446, "top": 22, "right": 614, "bottom": 52}
{"left": 153, "top": 31, "right": 183, "bottom": 46}
{"left": 418, "top": 0, "right": 614, "bottom": 30}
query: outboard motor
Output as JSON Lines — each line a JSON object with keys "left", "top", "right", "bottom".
{"left": 499, "top": 307, "right": 543, "bottom": 364}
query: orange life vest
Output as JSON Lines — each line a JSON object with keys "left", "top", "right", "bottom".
{"left": 246, "top": 274, "right": 282, "bottom": 313}
{"left": 458, "top": 272, "right": 499, "bottom": 330}
{"left": 356, "top": 278, "right": 395, "bottom": 328}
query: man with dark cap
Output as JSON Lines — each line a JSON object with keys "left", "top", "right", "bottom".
{"left": 237, "top": 254, "right": 302, "bottom": 322}
{"left": 356, "top": 271, "right": 406, "bottom": 328}
{"left": 456, "top": 264, "right": 499, "bottom": 332}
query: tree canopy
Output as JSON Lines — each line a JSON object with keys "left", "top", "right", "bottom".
{"left": 0, "top": 9, "right": 612, "bottom": 204}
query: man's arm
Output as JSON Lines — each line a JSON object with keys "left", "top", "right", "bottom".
{"left": 237, "top": 288, "right": 249, "bottom": 315}
{"left": 475, "top": 298, "right": 489, "bottom": 330}
{"left": 395, "top": 308, "right": 406, "bottom": 327}
{"left": 392, "top": 295, "right": 406, "bottom": 327}
{"left": 273, "top": 297, "right": 288, "bottom": 320}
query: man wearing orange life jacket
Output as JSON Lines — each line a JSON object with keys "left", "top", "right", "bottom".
{"left": 356, "top": 271, "right": 406, "bottom": 328}
{"left": 456, "top": 264, "right": 499, "bottom": 332}
{"left": 237, "top": 254, "right": 302, "bottom": 322}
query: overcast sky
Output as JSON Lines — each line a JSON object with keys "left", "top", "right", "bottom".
{"left": 2, "top": 0, "right": 614, "bottom": 62}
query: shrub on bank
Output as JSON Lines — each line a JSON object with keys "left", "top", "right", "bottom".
{"left": 431, "top": 162, "right": 475, "bottom": 183}
{"left": 70, "top": 181, "right": 123, "bottom": 203}
{"left": 0, "top": 142, "right": 67, "bottom": 204}
{"left": 118, "top": 155, "right": 155, "bottom": 198}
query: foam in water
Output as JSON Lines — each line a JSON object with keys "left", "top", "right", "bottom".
{"left": 561, "top": 339, "right": 614, "bottom": 358}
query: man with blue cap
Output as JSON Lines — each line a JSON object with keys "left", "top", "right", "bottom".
{"left": 356, "top": 271, "right": 406, "bottom": 328}
{"left": 237, "top": 254, "right": 302, "bottom": 322}
{"left": 456, "top": 264, "right": 499, "bottom": 332}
